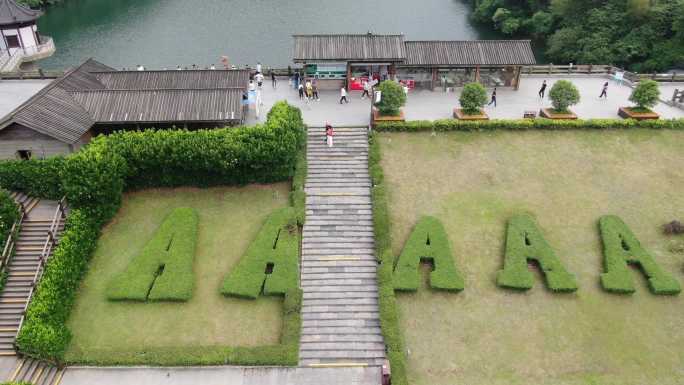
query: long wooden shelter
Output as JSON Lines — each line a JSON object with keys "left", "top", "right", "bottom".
{"left": 0, "top": 58, "right": 249, "bottom": 159}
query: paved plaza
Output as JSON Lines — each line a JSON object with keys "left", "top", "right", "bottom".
{"left": 248, "top": 76, "right": 684, "bottom": 127}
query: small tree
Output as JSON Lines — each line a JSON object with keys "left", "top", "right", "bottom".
{"left": 459, "top": 82, "right": 488, "bottom": 115}
{"left": 629, "top": 79, "right": 660, "bottom": 111}
{"left": 375, "top": 81, "right": 406, "bottom": 116}
{"left": 548, "top": 80, "right": 580, "bottom": 113}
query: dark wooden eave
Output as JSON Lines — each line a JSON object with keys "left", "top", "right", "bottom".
{"left": 0, "top": 0, "right": 41, "bottom": 26}
{"left": 403, "top": 40, "right": 537, "bottom": 67}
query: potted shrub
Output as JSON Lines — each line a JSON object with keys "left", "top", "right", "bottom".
{"left": 372, "top": 80, "right": 406, "bottom": 125}
{"left": 541, "top": 80, "right": 580, "bottom": 119}
{"left": 454, "top": 82, "right": 489, "bottom": 120}
{"left": 619, "top": 79, "right": 660, "bottom": 120}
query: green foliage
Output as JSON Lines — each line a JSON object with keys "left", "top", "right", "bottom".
{"left": 374, "top": 117, "right": 684, "bottom": 132}
{"left": 375, "top": 81, "right": 407, "bottom": 116}
{"left": 16, "top": 209, "right": 99, "bottom": 362}
{"left": 599, "top": 215, "right": 681, "bottom": 295}
{"left": 629, "top": 80, "right": 660, "bottom": 111}
{"left": 0, "top": 189, "right": 19, "bottom": 252}
{"left": 0, "top": 157, "right": 65, "bottom": 200}
{"left": 65, "top": 288, "right": 303, "bottom": 366}
{"left": 221, "top": 207, "right": 299, "bottom": 299}
{"left": 393, "top": 216, "right": 464, "bottom": 292}
{"left": 290, "top": 148, "right": 307, "bottom": 226}
{"left": 107, "top": 208, "right": 199, "bottom": 301}
{"left": 496, "top": 214, "right": 577, "bottom": 292}
{"left": 459, "top": 82, "right": 488, "bottom": 115}
{"left": 0, "top": 382, "right": 33, "bottom": 385}
{"left": 548, "top": 80, "right": 580, "bottom": 113}
{"left": 368, "top": 132, "right": 408, "bottom": 385}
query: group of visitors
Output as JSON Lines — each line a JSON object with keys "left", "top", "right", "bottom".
{"left": 538, "top": 79, "right": 610, "bottom": 99}
{"left": 297, "top": 79, "right": 320, "bottom": 102}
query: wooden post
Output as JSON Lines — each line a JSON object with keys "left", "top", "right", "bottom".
{"left": 346, "top": 63, "right": 352, "bottom": 92}
{"left": 513, "top": 66, "right": 522, "bottom": 91}
{"left": 431, "top": 68, "right": 437, "bottom": 91}
{"left": 475, "top": 65, "right": 480, "bottom": 83}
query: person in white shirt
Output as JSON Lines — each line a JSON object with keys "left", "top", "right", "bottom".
{"left": 136, "top": 65, "right": 145, "bottom": 71}
{"left": 255, "top": 72, "right": 264, "bottom": 89}
{"left": 249, "top": 80, "right": 256, "bottom": 92}
{"left": 340, "top": 86, "right": 348, "bottom": 104}
{"left": 256, "top": 62, "right": 262, "bottom": 74}
{"left": 210, "top": 64, "right": 216, "bottom": 70}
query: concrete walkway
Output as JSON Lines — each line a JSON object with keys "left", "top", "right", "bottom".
{"left": 299, "top": 126, "right": 385, "bottom": 366}
{"left": 248, "top": 76, "right": 684, "bottom": 127}
{"left": 60, "top": 366, "right": 381, "bottom": 385}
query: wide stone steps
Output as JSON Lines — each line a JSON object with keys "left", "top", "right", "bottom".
{"left": 300, "top": 126, "right": 385, "bottom": 366}
{"left": 8, "top": 357, "right": 64, "bottom": 385}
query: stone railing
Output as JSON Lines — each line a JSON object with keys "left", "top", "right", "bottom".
{"left": 0, "top": 36, "right": 56, "bottom": 73}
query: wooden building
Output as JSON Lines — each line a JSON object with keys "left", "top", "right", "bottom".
{"left": 0, "top": 0, "right": 55, "bottom": 72}
{"left": 293, "top": 34, "right": 536, "bottom": 91}
{"left": 0, "top": 59, "right": 249, "bottom": 160}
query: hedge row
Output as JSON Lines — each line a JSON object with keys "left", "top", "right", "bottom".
{"left": 0, "top": 189, "right": 19, "bottom": 253}
{"left": 11, "top": 101, "right": 306, "bottom": 362}
{"left": 0, "top": 158, "right": 64, "bottom": 200}
{"left": 393, "top": 216, "right": 464, "bottom": 292}
{"left": 290, "top": 147, "right": 307, "bottom": 226}
{"left": 369, "top": 132, "right": 408, "bottom": 385}
{"left": 64, "top": 288, "right": 303, "bottom": 366}
{"left": 107, "top": 208, "right": 199, "bottom": 301}
{"left": 599, "top": 215, "right": 681, "bottom": 295}
{"left": 374, "top": 118, "right": 684, "bottom": 132}
{"left": 221, "top": 207, "right": 299, "bottom": 299}
{"left": 16, "top": 209, "right": 99, "bottom": 361}
{"left": 496, "top": 214, "right": 578, "bottom": 292}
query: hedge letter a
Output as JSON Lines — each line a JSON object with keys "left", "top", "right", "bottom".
{"left": 221, "top": 207, "right": 299, "bottom": 299}
{"left": 497, "top": 214, "right": 577, "bottom": 292}
{"left": 393, "top": 216, "right": 464, "bottom": 292}
{"left": 599, "top": 215, "right": 680, "bottom": 295}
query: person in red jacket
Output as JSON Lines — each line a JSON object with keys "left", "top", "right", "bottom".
{"left": 325, "top": 123, "right": 335, "bottom": 148}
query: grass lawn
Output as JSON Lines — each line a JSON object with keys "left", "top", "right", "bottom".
{"left": 65, "top": 184, "right": 290, "bottom": 362}
{"left": 379, "top": 130, "right": 684, "bottom": 385}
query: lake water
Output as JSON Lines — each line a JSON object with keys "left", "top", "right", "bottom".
{"left": 36, "top": 0, "right": 514, "bottom": 70}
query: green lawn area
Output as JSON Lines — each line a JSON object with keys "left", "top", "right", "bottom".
{"left": 65, "top": 184, "right": 290, "bottom": 362}
{"left": 379, "top": 130, "right": 684, "bottom": 385}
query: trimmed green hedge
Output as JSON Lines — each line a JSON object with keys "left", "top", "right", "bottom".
{"left": 12, "top": 101, "right": 306, "bottom": 363}
{"left": 107, "top": 207, "right": 199, "bottom": 301}
{"left": 496, "top": 214, "right": 578, "bottom": 292}
{"left": 0, "top": 157, "right": 65, "bottom": 200}
{"left": 599, "top": 215, "right": 681, "bottom": 295}
{"left": 290, "top": 148, "right": 307, "bottom": 226}
{"left": 393, "top": 216, "right": 464, "bottom": 292}
{"left": 0, "top": 189, "right": 19, "bottom": 252}
{"left": 374, "top": 118, "right": 684, "bottom": 132}
{"left": 369, "top": 132, "right": 408, "bottom": 385}
{"left": 65, "top": 288, "right": 302, "bottom": 366}
{"left": 221, "top": 207, "right": 299, "bottom": 299}
{"left": 16, "top": 209, "right": 99, "bottom": 362}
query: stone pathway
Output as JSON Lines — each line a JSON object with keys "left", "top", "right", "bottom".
{"left": 299, "top": 126, "right": 385, "bottom": 366}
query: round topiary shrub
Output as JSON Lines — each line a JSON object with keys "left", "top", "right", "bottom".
{"left": 548, "top": 80, "right": 580, "bottom": 113}
{"left": 375, "top": 80, "right": 406, "bottom": 116}
{"left": 459, "top": 82, "right": 488, "bottom": 115}
{"left": 629, "top": 79, "right": 660, "bottom": 112}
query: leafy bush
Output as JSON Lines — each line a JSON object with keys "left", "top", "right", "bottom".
{"left": 221, "top": 207, "right": 299, "bottom": 299}
{"left": 375, "top": 81, "right": 406, "bottom": 116}
{"left": 290, "top": 148, "right": 307, "bottom": 226}
{"left": 459, "top": 82, "right": 488, "bottom": 115}
{"left": 599, "top": 215, "right": 681, "bottom": 295}
{"left": 0, "top": 189, "right": 19, "bottom": 252}
{"left": 393, "top": 216, "right": 464, "bottom": 292}
{"left": 374, "top": 118, "right": 684, "bottom": 132}
{"left": 496, "top": 214, "right": 578, "bottom": 292}
{"left": 0, "top": 157, "right": 65, "bottom": 200}
{"left": 16, "top": 209, "right": 99, "bottom": 361}
{"left": 368, "top": 132, "right": 408, "bottom": 385}
{"left": 548, "top": 80, "right": 580, "bottom": 113}
{"left": 107, "top": 208, "right": 199, "bottom": 301}
{"left": 629, "top": 79, "right": 660, "bottom": 111}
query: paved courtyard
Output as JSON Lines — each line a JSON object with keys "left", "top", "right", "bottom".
{"left": 247, "top": 76, "right": 684, "bottom": 127}
{"left": 0, "top": 79, "right": 51, "bottom": 119}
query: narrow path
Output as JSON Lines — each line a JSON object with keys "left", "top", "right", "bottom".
{"left": 299, "top": 126, "right": 385, "bottom": 366}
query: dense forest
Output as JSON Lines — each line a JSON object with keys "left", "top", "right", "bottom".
{"left": 471, "top": 0, "right": 684, "bottom": 72}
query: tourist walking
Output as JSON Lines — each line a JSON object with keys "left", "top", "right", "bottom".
{"left": 488, "top": 88, "right": 497, "bottom": 107}
{"left": 539, "top": 80, "right": 547, "bottom": 98}
{"left": 361, "top": 81, "right": 370, "bottom": 99}
{"left": 294, "top": 72, "right": 300, "bottom": 90}
{"left": 599, "top": 82, "right": 608, "bottom": 99}
{"left": 298, "top": 83, "right": 305, "bottom": 99}
{"left": 255, "top": 72, "right": 264, "bottom": 89}
{"left": 271, "top": 71, "right": 277, "bottom": 88}
{"left": 305, "top": 80, "right": 313, "bottom": 100}
{"left": 256, "top": 62, "right": 262, "bottom": 74}
{"left": 325, "top": 123, "right": 335, "bottom": 148}
{"left": 312, "top": 84, "right": 320, "bottom": 101}
{"left": 340, "top": 86, "right": 349, "bottom": 104}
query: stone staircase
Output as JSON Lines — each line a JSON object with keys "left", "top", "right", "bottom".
{"left": 9, "top": 192, "right": 39, "bottom": 215}
{"left": 8, "top": 357, "right": 65, "bottom": 385}
{"left": 299, "top": 126, "right": 385, "bottom": 366}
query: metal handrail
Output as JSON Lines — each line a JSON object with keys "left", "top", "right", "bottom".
{"left": 14, "top": 197, "right": 67, "bottom": 343}
{"left": 0, "top": 202, "right": 25, "bottom": 274}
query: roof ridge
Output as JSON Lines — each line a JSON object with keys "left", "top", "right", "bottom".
{"left": 68, "top": 87, "right": 246, "bottom": 92}
{"left": 405, "top": 40, "right": 532, "bottom": 43}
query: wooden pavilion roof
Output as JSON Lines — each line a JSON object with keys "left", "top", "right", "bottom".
{"left": 403, "top": 40, "right": 536, "bottom": 66}
{"left": 294, "top": 34, "right": 406, "bottom": 62}
{"left": 0, "top": 0, "right": 41, "bottom": 25}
